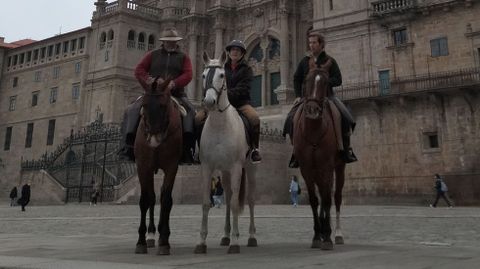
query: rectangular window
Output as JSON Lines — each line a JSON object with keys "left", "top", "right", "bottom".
{"left": 55, "top": 43, "right": 61, "bottom": 55}
{"left": 329, "top": 0, "right": 333, "bottom": 10}
{"left": 104, "top": 50, "right": 109, "bottom": 62}
{"left": 40, "top": 47, "right": 46, "bottom": 58}
{"left": 393, "top": 28, "right": 407, "bottom": 46}
{"left": 9, "top": 96, "right": 16, "bottom": 111}
{"left": 4, "top": 127, "right": 12, "bottom": 151}
{"left": 26, "top": 51, "right": 32, "bottom": 62}
{"left": 423, "top": 131, "right": 440, "bottom": 150}
{"left": 25, "top": 123, "right": 34, "bottom": 148}
{"left": 75, "top": 62, "right": 81, "bottom": 74}
{"left": 79, "top": 37, "right": 85, "bottom": 49}
{"left": 33, "top": 49, "right": 39, "bottom": 60}
{"left": 379, "top": 70, "right": 390, "bottom": 95}
{"left": 34, "top": 71, "right": 41, "bottom": 82}
{"left": 13, "top": 77, "right": 18, "bottom": 87}
{"left": 431, "top": 37, "right": 449, "bottom": 57}
{"left": 48, "top": 45, "right": 54, "bottom": 57}
{"left": 46, "top": 119, "right": 56, "bottom": 145}
{"left": 31, "top": 91, "right": 39, "bottom": 107}
{"left": 19, "top": 53, "right": 24, "bottom": 64}
{"left": 53, "top": 66, "right": 60, "bottom": 79}
{"left": 7, "top": 56, "right": 11, "bottom": 67}
{"left": 477, "top": 48, "right": 480, "bottom": 67}
{"left": 71, "top": 39, "right": 77, "bottom": 51}
{"left": 50, "top": 87, "right": 58, "bottom": 103}
{"left": 72, "top": 83, "right": 80, "bottom": 100}
{"left": 63, "top": 41, "right": 69, "bottom": 53}
{"left": 13, "top": 55, "right": 18, "bottom": 65}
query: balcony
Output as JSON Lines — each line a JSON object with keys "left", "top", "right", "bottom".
{"left": 335, "top": 67, "right": 480, "bottom": 101}
{"left": 371, "top": 0, "right": 417, "bottom": 17}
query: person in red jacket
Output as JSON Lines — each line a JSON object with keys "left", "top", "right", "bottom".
{"left": 119, "top": 28, "right": 195, "bottom": 164}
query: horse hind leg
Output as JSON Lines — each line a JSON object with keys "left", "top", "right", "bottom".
{"left": 334, "top": 164, "right": 346, "bottom": 245}
{"left": 146, "top": 192, "right": 156, "bottom": 248}
{"left": 246, "top": 166, "right": 257, "bottom": 247}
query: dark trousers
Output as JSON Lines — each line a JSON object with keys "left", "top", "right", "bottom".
{"left": 432, "top": 192, "right": 452, "bottom": 207}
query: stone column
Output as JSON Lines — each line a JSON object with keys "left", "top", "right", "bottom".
{"left": 214, "top": 27, "right": 224, "bottom": 58}
{"left": 188, "top": 33, "right": 199, "bottom": 102}
{"left": 274, "top": 5, "right": 295, "bottom": 104}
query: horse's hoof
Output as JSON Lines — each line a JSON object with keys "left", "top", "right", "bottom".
{"left": 335, "top": 236, "right": 344, "bottom": 245}
{"left": 194, "top": 244, "right": 207, "bottom": 254}
{"left": 146, "top": 239, "right": 155, "bottom": 248}
{"left": 157, "top": 245, "right": 170, "bottom": 255}
{"left": 135, "top": 244, "right": 148, "bottom": 254}
{"left": 321, "top": 241, "right": 334, "bottom": 250}
{"left": 227, "top": 245, "right": 240, "bottom": 254}
{"left": 247, "top": 238, "right": 258, "bottom": 247}
{"left": 220, "top": 237, "right": 230, "bottom": 246}
{"left": 311, "top": 240, "right": 322, "bottom": 249}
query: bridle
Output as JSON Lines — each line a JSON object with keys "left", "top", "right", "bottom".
{"left": 203, "top": 65, "right": 230, "bottom": 113}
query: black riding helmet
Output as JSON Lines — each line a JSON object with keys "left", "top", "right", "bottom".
{"left": 225, "top": 40, "right": 246, "bottom": 54}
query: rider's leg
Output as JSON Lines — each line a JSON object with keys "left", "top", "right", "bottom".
{"left": 331, "top": 96, "right": 357, "bottom": 163}
{"left": 119, "top": 98, "right": 142, "bottom": 161}
{"left": 284, "top": 101, "right": 302, "bottom": 168}
{"left": 179, "top": 97, "right": 196, "bottom": 165}
{"left": 238, "top": 104, "right": 262, "bottom": 164}
{"left": 194, "top": 108, "right": 208, "bottom": 163}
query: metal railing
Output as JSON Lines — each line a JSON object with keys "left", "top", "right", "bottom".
{"left": 371, "top": 0, "right": 417, "bottom": 16}
{"left": 335, "top": 67, "right": 480, "bottom": 101}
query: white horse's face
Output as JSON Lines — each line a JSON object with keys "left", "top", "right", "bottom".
{"left": 202, "top": 51, "right": 227, "bottom": 110}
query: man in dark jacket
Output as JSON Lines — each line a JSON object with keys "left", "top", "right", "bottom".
{"left": 119, "top": 28, "right": 195, "bottom": 164}
{"left": 19, "top": 182, "right": 31, "bottom": 212}
{"left": 284, "top": 33, "right": 357, "bottom": 167}
{"left": 9, "top": 186, "right": 17, "bottom": 206}
{"left": 430, "top": 174, "right": 453, "bottom": 208}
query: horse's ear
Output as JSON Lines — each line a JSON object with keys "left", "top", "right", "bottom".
{"left": 220, "top": 51, "right": 227, "bottom": 66}
{"left": 203, "top": 51, "right": 210, "bottom": 66}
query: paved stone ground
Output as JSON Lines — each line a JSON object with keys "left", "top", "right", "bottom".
{"left": 1, "top": 203, "right": 479, "bottom": 268}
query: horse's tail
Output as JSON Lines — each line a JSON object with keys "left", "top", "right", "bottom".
{"left": 238, "top": 168, "right": 246, "bottom": 214}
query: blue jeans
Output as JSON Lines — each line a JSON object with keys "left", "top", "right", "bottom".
{"left": 290, "top": 191, "right": 298, "bottom": 205}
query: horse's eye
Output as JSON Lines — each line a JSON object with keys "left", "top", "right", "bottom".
{"left": 219, "top": 73, "right": 224, "bottom": 78}
{"left": 202, "top": 74, "right": 205, "bottom": 79}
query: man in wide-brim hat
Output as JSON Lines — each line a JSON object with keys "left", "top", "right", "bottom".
{"left": 119, "top": 28, "right": 197, "bottom": 165}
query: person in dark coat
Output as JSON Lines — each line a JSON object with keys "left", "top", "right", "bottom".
{"left": 430, "top": 174, "right": 453, "bottom": 208}
{"left": 119, "top": 28, "right": 195, "bottom": 164}
{"left": 283, "top": 33, "right": 357, "bottom": 167}
{"left": 196, "top": 40, "right": 262, "bottom": 164}
{"left": 9, "top": 186, "right": 18, "bottom": 206}
{"left": 19, "top": 182, "right": 31, "bottom": 212}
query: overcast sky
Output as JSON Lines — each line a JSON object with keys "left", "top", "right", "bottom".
{"left": 0, "top": 0, "right": 97, "bottom": 43}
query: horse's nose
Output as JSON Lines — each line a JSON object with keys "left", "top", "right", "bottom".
{"left": 203, "top": 89, "right": 217, "bottom": 108}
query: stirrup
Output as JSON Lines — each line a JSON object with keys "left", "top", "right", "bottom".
{"left": 341, "top": 148, "right": 357, "bottom": 163}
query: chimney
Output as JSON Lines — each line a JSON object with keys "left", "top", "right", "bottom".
{"left": 0, "top": 37, "right": 5, "bottom": 43}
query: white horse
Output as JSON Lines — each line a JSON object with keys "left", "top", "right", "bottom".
{"left": 194, "top": 51, "right": 257, "bottom": 254}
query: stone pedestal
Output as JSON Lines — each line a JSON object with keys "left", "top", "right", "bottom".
{"left": 274, "top": 84, "right": 295, "bottom": 105}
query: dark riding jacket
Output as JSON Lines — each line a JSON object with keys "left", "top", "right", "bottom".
{"left": 293, "top": 51, "right": 342, "bottom": 98}
{"left": 225, "top": 58, "right": 253, "bottom": 108}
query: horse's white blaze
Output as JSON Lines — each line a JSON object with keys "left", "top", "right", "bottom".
{"left": 203, "top": 88, "right": 217, "bottom": 109}
{"left": 147, "top": 134, "right": 161, "bottom": 148}
{"left": 313, "top": 74, "right": 321, "bottom": 99}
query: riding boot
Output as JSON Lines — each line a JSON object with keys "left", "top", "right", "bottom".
{"left": 288, "top": 154, "right": 299, "bottom": 168}
{"left": 250, "top": 123, "right": 262, "bottom": 164}
{"left": 180, "top": 132, "right": 195, "bottom": 165}
{"left": 340, "top": 135, "right": 358, "bottom": 163}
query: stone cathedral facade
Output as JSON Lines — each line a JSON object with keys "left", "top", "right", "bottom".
{"left": 1, "top": 0, "right": 479, "bottom": 204}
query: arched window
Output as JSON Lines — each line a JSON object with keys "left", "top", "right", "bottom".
{"left": 268, "top": 38, "right": 280, "bottom": 59}
{"left": 138, "top": 33, "right": 146, "bottom": 50}
{"left": 99, "top": 32, "right": 106, "bottom": 49}
{"left": 249, "top": 43, "right": 263, "bottom": 63}
{"left": 148, "top": 34, "right": 155, "bottom": 50}
{"left": 127, "top": 30, "right": 135, "bottom": 49}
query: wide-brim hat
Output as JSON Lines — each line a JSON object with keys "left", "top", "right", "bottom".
{"left": 159, "top": 28, "right": 183, "bottom": 41}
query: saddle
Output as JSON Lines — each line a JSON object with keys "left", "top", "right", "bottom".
{"left": 171, "top": 97, "right": 187, "bottom": 117}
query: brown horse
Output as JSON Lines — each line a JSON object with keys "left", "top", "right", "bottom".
{"left": 292, "top": 58, "right": 346, "bottom": 250}
{"left": 134, "top": 78, "right": 183, "bottom": 255}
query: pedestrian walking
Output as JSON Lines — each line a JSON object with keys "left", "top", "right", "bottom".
{"left": 289, "top": 175, "right": 300, "bottom": 207}
{"left": 9, "top": 186, "right": 17, "bottom": 206}
{"left": 430, "top": 174, "right": 453, "bottom": 208}
{"left": 90, "top": 189, "right": 99, "bottom": 206}
{"left": 18, "top": 182, "right": 31, "bottom": 212}
{"left": 212, "top": 177, "right": 224, "bottom": 208}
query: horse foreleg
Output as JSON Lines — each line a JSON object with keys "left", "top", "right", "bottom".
{"left": 319, "top": 179, "right": 334, "bottom": 250}
{"left": 227, "top": 165, "right": 243, "bottom": 254}
{"left": 220, "top": 173, "right": 231, "bottom": 246}
{"left": 157, "top": 168, "right": 176, "bottom": 255}
{"left": 304, "top": 178, "right": 321, "bottom": 248}
{"left": 334, "top": 164, "right": 346, "bottom": 245}
{"left": 135, "top": 188, "right": 152, "bottom": 254}
{"left": 146, "top": 192, "right": 156, "bottom": 248}
{"left": 194, "top": 166, "right": 213, "bottom": 254}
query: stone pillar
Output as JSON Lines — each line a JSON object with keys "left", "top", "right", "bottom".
{"left": 214, "top": 27, "right": 224, "bottom": 58}
{"left": 188, "top": 33, "right": 199, "bottom": 102}
{"left": 274, "top": 5, "right": 295, "bottom": 104}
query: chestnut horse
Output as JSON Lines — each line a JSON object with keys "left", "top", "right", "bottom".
{"left": 134, "top": 78, "right": 183, "bottom": 255}
{"left": 292, "top": 58, "right": 346, "bottom": 250}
